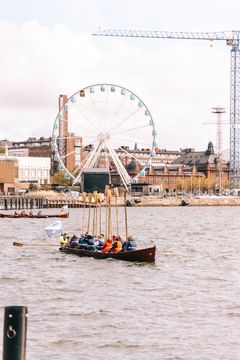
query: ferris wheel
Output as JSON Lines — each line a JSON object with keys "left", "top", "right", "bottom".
{"left": 52, "top": 83, "right": 158, "bottom": 189}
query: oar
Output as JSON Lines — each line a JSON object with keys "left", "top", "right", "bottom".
{"left": 105, "top": 186, "right": 109, "bottom": 240}
{"left": 87, "top": 193, "right": 92, "bottom": 233}
{"left": 108, "top": 189, "right": 112, "bottom": 240}
{"left": 81, "top": 192, "right": 87, "bottom": 234}
{"left": 93, "top": 191, "right": 98, "bottom": 236}
{"left": 124, "top": 190, "right": 129, "bottom": 242}
{"left": 114, "top": 187, "right": 119, "bottom": 237}
{"left": 98, "top": 193, "right": 102, "bottom": 235}
{"left": 13, "top": 242, "right": 59, "bottom": 247}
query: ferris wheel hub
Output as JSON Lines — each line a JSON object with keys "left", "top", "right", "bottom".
{"left": 98, "top": 132, "right": 110, "bottom": 141}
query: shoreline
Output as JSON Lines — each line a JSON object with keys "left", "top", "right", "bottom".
{"left": 2, "top": 191, "right": 240, "bottom": 209}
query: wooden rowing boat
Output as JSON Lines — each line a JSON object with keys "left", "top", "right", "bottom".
{"left": 60, "top": 245, "right": 156, "bottom": 263}
{"left": 0, "top": 213, "right": 69, "bottom": 219}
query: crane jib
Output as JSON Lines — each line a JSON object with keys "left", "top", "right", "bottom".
{"left": 93, "top": 28, "right": 240, "bottom": 190}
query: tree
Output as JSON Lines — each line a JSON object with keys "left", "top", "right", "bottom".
{"left": 50, "top": 171, "right": 72, "bottom": 185}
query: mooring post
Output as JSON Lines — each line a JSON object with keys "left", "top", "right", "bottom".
{"left": 3, "top": 306, "right": 28, "bottom": 360}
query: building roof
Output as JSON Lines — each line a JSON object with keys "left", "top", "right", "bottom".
{"left": 173, "top": 142, "right": 222, "bottom": 166}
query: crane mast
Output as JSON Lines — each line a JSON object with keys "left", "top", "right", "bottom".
{"left": 93, "top": 29, "right": 240, "bottom": 190}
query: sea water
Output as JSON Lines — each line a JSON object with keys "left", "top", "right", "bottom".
{"left": 1, "top": 206, "right": 240, "bottom": 360}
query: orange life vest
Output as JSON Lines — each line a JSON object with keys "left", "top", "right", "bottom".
{"left": 112, "top": 240, "right": 122, "bottom": 253}
{"left": 101, "top": 240, "right": 113, "bottom": 253}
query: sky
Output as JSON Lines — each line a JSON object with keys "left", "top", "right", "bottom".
{"left": 1, "top": 0, "right": 240, "bottom": 152}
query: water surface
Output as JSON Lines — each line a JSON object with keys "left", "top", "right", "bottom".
{"left": 1, "top": 206, "right": 240, "bottom": 359}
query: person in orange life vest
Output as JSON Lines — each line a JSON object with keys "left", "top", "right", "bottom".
{"left": 14, "top": 211, "right": 20, "bottom": 217}
{"left": 117, "top": 234, "right": 124, "bottom": 245}
{"left": 101, "top": 238, "right": 113, "bottom": 253}
{"left": 109, "top": 238, "right": 123, "bottom": 253}
{"left": 21, "top": 210, "right": 27, "bottom": 217}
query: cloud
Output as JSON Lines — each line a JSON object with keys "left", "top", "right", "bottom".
{"left": 0, "top": 20, "right": 230, "bottom": 151}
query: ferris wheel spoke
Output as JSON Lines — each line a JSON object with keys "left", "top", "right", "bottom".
{"left": 58, "top": 117, "right": 97, "bottom": 137}
{"left": 74, "top": 105, "right": 103, "bottom": 134}
{"left": 104, "top": 95, "right": 127, "bottom": 131}
{"left": 119, "top": 147, "right": 145, "bottom": 165}
{"left": 111, "top": 123, "right": 150, "bottom": 136}
{"left": 58, "top": 149, "right": 76, "bottom": 161}
{"left": 88, "top": 93, "right": 108, "bottom": 123}
{"left": 87, "top": 98, "right": 112, "bottom": 132}
{"left": 108, "top": 107, "right": 142, "bottom": 133}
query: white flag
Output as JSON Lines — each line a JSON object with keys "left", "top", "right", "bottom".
{"left": 44, "top": 220, "right": 63, "bottom": 237}
{"left": 61, "top": 205, "right": 68, "bottom": 212}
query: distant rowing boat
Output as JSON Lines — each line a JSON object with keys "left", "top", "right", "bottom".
{"left": 60, "top": 245, "right": 156, "bottom": 263}
{"left": 0, "top": 213, "right": 69, "bottom": 219}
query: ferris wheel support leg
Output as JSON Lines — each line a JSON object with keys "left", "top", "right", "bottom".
{"left": 73, "top": 140, "right": 104, "bottom": 185}
{"left": 106, "top": 140, "right": 131, "bottom": 190}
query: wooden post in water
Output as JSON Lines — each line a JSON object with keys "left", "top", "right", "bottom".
{"left": 3, "top": 306, "right": 28, "bottom": 360}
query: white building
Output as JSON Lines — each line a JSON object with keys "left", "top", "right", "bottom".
{"left": 17, "top": 157, "right": 51, "bottom": 184}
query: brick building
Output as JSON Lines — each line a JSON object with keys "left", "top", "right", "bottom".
{"left": 173, "top": 142, "right": 230, "bottom": 190}
{"left": 57, "top": 95, "right": 83, "bottom": 173}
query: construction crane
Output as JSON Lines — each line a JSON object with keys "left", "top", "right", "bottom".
{"left": 93, "top": 29, "right": 240, "bottom": 191}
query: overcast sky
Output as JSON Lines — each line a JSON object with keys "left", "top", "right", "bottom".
{"left": 1, "top": 0, "right": 240, "bottom": 152}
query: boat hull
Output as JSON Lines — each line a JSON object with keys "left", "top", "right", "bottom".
{"left": 60, "top": 245, "right": 156, "bottom": 263}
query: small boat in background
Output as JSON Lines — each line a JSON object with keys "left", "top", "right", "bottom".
{"left": 0, "top": 212, "right": 69, "bottom": 219}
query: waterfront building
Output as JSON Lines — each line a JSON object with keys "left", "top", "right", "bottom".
{"left": 116, "top": 145, "right": 182, "bottom": 166}
{"left": 0, "top": 157, "right": 19, "bottom": 194}
{"left": 129, "top": 163, "right": 205, "bottom": 195}
{"left": 10, "top": 137, "right": 52, "bottom": 157}
{"left": 173, "top": 142, "right": 230, "bottom": 191}
{"left": 17, "top": 157, "right": 51, "bottom": 185}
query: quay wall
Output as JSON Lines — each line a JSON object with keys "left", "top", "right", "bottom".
{"left": 2, "top": 193, "right": 240, "bottom": 210}
{"left": 134, "top": 197, "right": 240, "bottom": 207}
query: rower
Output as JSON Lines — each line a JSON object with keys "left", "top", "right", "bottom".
{"left": 109, "top": 237, "right": 122, "bottom": 253}
{"left": 59, "top": 232, "right": 68, "bottom": 247}
{"left": 20, "top": 210, "right": 27, "bottom": 217}
{"left": 70, "top": 234, "right": 79, "bottom": 248}
{"left": 122, "top": 236, "right": 137, "bottom": 252}
{"left": 101, "top": 239, "right": 113, "bottom": 253}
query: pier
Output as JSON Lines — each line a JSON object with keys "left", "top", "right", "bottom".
{"left": 0, "top": 196, "right": 46, "bottom": 210}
